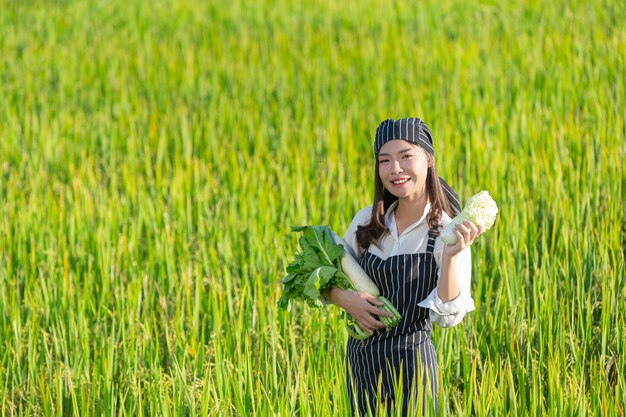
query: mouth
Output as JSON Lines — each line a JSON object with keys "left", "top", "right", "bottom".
{"left": 391, "top": 178, "right": 410, "bottom": 185}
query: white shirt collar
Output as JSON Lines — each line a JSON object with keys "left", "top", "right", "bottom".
{"left": 384, "top": 200, "right": 432, "bottom": 239}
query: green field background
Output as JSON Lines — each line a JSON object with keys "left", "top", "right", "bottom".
{"left": 1, "top": 0, "right": 625, "bottom": 415}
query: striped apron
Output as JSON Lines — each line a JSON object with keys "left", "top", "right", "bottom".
{"left": 347, "top": 231, "right": 439, "bottom": 416}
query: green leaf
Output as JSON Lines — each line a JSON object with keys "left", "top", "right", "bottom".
{"left": 277, "top": 225, "right": 351, "bottom": 310}
{"left": 295, "top": 225, "right": 344, "bottom": 267}
{"left": 303, "top": 266, "right": 337, "bottom": 301}
{"left": 280, "top": 273, "right": 296, "bottom": 284}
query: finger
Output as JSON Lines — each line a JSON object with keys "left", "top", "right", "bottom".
{"left": 364, "top": 297, "right": 394, "bottom": 318}
{"left": 455, "top": 224, "right": 471, "bottom": 243}
{"left": 453, "top": 229, "right": 467, "bottom": 247}
{"left": 456, "top": 220, "right": 478, "bottom": 240}
{"left": 358, "top": 317, "right": 384, "bottom": 332}
{"left": 463, "top": 220, "right": 479, "bottom": 240}
{"left": 365, "top": 312, "right": 387, "bottom": 328}
{"left": 455, "top": 223, "right": 470, "bottom": 234}
{"left": 363, "top": 295, "right": 394, "bottom": 317}
{"left": 463, "top": 220, "right": 478, "bottom": 233}
{"left": 356, "top": 299, "right": 393, "bottom": 319}
{"left": 370, "top": 306, "right": 393, "bottom": 317}
{"left": 367, "top": 317, "right": 387, "bottom": 329}
{"left": 350, "top": 305, "right": 386, "bottom": 331}
{"left": 357, "top": 322, "right": 375, "bottom": 334}
{"left": 363, "top": 295, "right": 384, "bottom": 306}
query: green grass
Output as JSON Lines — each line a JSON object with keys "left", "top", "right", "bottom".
{"left": 0, "top": 0, "right": 624, "bottom": 415}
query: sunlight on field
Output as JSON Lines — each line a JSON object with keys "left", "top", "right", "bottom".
{"left": 0, "top": 0, "right": 624, "bottom": 415}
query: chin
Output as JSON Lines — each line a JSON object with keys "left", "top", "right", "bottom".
{"left": 387, "top": 190, "right": 409, "bottom": 199}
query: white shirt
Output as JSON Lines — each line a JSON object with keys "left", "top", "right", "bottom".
{"left": 343, "top": 201, "right": 475, "bottom": 328}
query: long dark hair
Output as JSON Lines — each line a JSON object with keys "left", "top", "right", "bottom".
{"left": 355, "top": 152, "right": 457, "bottom": 252}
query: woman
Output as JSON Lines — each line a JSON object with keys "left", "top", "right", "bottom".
{"left": 324, "top": 118, "right": 483, "bottom": 416}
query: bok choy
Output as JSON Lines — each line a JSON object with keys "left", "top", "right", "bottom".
{"left": 278, "top": 225, "right": 401, "bottom": 339}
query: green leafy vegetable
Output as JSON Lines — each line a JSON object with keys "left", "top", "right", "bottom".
{"left": 278, "top": 226, "right": 352, "bottom": 310}
{"left": 278, "top": 225, "right": 403, "bottom": 340}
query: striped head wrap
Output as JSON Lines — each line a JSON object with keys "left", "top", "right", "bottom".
{"left": 374, "top": 118, "right": 434, "bottom": 156}
{"left": 374, "top": 117, "right": 462, "bottom": 213}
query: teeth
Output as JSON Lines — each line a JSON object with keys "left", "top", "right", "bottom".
{"left": 392, "top": 178, "right": 409, "bottom": 185}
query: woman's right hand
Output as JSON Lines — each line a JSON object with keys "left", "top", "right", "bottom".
{"left": 327, "top": 288, "right": 392, "bottom": 334}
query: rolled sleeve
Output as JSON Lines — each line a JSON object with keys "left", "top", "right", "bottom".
{"left": 417, "top": 246, "right": 475, "bottom": 328}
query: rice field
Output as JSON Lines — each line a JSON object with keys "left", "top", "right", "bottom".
{"left": 0, "top": 0, "right": 624, "bottom": 415}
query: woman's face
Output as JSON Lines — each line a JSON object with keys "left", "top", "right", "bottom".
{"left": 377, "top": 140, "right": 431, "bottom": 201}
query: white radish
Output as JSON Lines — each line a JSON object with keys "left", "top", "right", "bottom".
{"left": 330, "top": 232, "right": 401, "bottom": 340}
{"left": 332, "top": 234, "right": 380, "bottom": 296}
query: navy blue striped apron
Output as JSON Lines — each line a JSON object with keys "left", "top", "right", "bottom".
{"left": 347, "top": 231, "right": 439, "bottom": 416}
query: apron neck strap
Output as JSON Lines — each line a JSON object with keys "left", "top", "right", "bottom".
{"left": 426, "top": 230, "right": 437, "bottom": 253}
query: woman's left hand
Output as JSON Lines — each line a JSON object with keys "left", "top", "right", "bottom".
{"left": 443, "top": 220, "right": 484, "bottom": 257}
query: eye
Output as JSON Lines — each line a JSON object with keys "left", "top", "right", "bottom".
{"left": 402, "top": 154, "right": 413, "bottom": 159}
{"left": 378, "top": 159, "right": 389, "bottom": 164}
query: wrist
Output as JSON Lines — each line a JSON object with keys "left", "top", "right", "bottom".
{"left": 441, "top": 251, "right": 458, "bottom": 264}
{"left": 325, "top": 287, "right": 349, "bottom": 307}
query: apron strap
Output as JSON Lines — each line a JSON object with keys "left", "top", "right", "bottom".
{"left": 426, "top": 230, "right": 437, "bottom": 254}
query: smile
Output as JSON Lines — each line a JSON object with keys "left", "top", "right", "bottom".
{"left": 391, "top": 178, "right": 410, "bottom": 185}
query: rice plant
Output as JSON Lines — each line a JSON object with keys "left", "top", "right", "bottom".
{"left": 0, "top": 0, "right": 624, "bottom": 415}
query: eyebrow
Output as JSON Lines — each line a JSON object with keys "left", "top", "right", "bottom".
{"left": 377, "top": 148, "right": 415, "bottom": 157}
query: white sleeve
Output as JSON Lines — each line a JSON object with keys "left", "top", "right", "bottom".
{"left": 417, "top": 245, "right": 475, "bottom": 328}
{"left": 342, "top": 206, "right": 372, "bottom": 259}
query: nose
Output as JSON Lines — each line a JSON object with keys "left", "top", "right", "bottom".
{"left": 391, "top": 159, "right": 403, "bottom": 174}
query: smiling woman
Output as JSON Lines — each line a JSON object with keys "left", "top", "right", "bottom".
{"left": 324, "top": 118, "right": 483, "bottom": 416}
{"left": 377, "top": 141, "right": 431, "bottom": 214}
